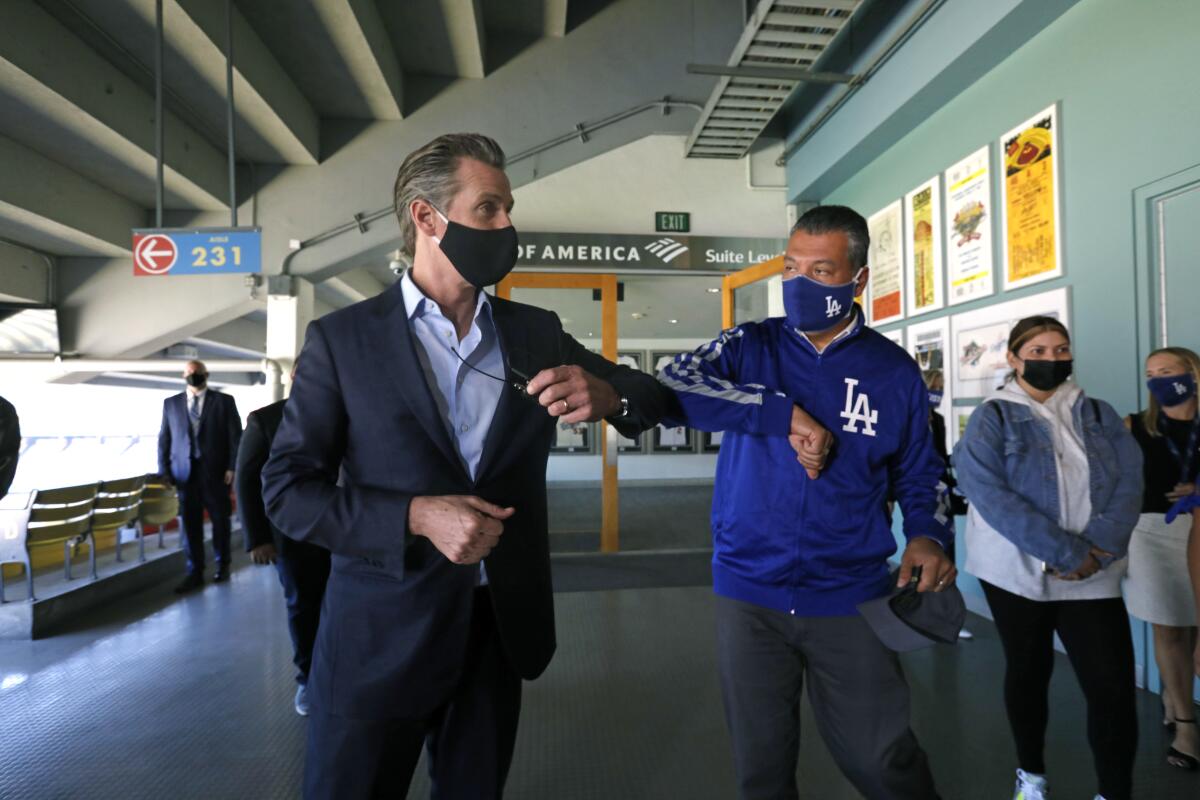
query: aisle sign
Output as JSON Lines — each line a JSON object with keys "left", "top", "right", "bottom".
{"left": 132, "top": 227, "right": 262, "bottom": 276}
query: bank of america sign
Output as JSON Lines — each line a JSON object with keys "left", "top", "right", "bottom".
{"left": 516, "top": 232, "right": 785, "bottom": 270}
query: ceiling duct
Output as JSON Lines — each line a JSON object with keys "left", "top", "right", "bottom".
{"left": 684, "top": 0, "right": 865, "bottom": 159}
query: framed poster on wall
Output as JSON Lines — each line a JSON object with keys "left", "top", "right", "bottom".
{"left": 907, "top": 316, "right": 952, "bottom": 450}
{"left": 702, "top": 430, "right": 724, "bottom": 452}
{"left": 905, "top": 177, "right": 944, "bottom": 318}
{"left": 950, "top": 286, "right": 1070, "bottom": 399}
{"left": 944, "top": 146, "right": 996, "bottom": 305}
{"left": 1000, "top": 104, "right": 1063, "bottom": 290}
{"left": 950, "top": 405, "right": 978, "bottom": 451}
{"left": 552, "top": 421, "right": 593, "bottom": 453}
{"left": 652, "top": 351, "right": 695, "bottom": 452}
{"left": 615, "top": 351, "right": 647, "bottom": 452}
{"left": 866, "top": 201, "right": 905, "bottom": 326}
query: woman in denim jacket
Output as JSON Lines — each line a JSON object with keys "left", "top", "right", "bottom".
{"left": 953, "top": 316, "right": 1143, "bottom": 800}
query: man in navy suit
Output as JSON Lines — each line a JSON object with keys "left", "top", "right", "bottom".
{"left": 235, "top": 361, "right": 331, "bottom": 717}
{"left": 262, "top": 133, "right": 670, "bottom": 799}
{"left": 159, "top": 360, "right": 242, "bottom": 593}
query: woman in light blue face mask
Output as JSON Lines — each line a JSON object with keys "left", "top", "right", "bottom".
{"left": 1122, "top": 346, "right": 1200, "bottom": 770}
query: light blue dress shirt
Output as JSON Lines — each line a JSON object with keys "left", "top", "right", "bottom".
{"left": 400, "top": 270, "right": 505, "bottom": 583}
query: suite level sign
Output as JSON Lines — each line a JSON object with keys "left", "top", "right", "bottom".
{"left": 516, "top": 232, "right": 784, "bottom": 271}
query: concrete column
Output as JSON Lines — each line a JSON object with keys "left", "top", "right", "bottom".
{"left": 266, "top": 275, "right": 314, "bottom": 399}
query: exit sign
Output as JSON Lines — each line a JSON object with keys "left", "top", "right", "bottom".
{"left": 655, "top": 212, "right": 690, "bottom": 233}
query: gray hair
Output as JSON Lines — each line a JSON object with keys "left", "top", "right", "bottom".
{"left": 392, "top": 133, "right": 507, "bottom": 258}
{"left": 791, "top": 205, "right": 870, "bottom": 269}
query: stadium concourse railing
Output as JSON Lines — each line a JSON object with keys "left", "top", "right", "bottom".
{"left": 0, "top": 475, "right": 181, "bottom": 602}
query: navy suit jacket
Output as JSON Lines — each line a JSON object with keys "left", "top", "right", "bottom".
{"left": 158, "top": 389, "right": 242, "bottom": 485}
{"left": 261, "top": 283, "right": 668, "bottom": 720}
{"left": 0, "top": 395, "right": 18, "bottom": 500}
{"left": 235, "top": 399, "right": 286, "bottom": 550}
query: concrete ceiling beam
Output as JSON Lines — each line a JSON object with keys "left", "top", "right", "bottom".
{"left": 313, "top": 0, "right": 404, "bottom": 119}
{"left": 55, "top": 256, "right": 262, "bottom": 360}
{"left": 548, "top": 0, "right": 570, "bottom": 37}
{"left": 319, "top": 268, "right": 390, "bottom": 308}
{"left": 0, "top": 133, "right": 145, "bottom": 258}
{"left": 0, "top": 241, "right": 52, "bottom": 305}
{"left": 0, "top": 0, "right": 230, "bottom": 211}
{"left": 450, "top": 0, "right": 489, "bottom": 79}
{"left": 483, "top": 0, "right": 570, "bottom": 37}
{"left": 169, "top": 0, "right": 320, "bottom": 165}
{"left": 383, "top": 0, "right": 487, "bottom": 80}
{"left": 187, "top": 316, "right": 267, "bottom": 356}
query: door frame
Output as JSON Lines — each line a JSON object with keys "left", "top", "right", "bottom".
{"left": 495, "top": 272, "right": 620, "bottom": 553}
{"left": 721, "top": 255, "right": 784, "bottom": 329}
{"left": 1130, "top": 162, "right": 1200, "bottom": 699}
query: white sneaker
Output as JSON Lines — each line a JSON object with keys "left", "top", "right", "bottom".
{"left": 958, "top": 628, "right": 974, "bottom": 640}
{"left": 1013, "top": 769, "right": 1048, "bottom": 800}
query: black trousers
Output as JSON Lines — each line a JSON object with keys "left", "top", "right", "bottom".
{"left": 273, "top": 535, "right": 330, "bottom": 685}
{"left": 715, "top": 595, "right": 938, "bottom": 800}
{"left": 303, "top": 589, "right": 522, "bottom": 800}
{"left": 980, "top": 581, "right": 1137, "bottom": 800}
{"left": 178, "top": 462, "right": 232, "bottom": 575}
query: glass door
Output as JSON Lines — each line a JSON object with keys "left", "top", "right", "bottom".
{"left": 495, "top": 273, "right": 621, "bottom": 553}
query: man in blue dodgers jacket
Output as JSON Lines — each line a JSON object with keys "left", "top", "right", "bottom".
{"left": 660, "top": 205, "right": 957, "bottom": 800}
{"left": 262, "top": 133, "right": 669, "bottom": 799}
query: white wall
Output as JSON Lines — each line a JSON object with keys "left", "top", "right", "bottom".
{"left": 511, "top": 135, "right": 788, "bottom": 237}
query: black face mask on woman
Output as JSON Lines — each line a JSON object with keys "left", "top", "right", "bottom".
{"left": 432, "top": 207, "right": 518, "bottom": 289}
{"left": 1019, "top": 358, "right": 1073, "bottom": 391}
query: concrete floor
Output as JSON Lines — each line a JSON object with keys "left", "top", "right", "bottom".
{"left": 0, "top": 552, "right": 1195, "bottom": 799}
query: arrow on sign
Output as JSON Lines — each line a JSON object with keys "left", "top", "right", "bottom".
{"left": 133, "top": 234, "right": 178, "bottom": 275}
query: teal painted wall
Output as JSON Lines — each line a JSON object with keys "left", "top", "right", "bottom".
{"left": 798, "top": 0, "right": 1200, "bottom": 693}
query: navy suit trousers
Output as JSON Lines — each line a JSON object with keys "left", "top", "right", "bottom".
{"left": 179, "top": 460, "right": 232, "bottom": 574}
{"left": 303, "top": 589, "right": 521, "bottom": 800}
{"left": 274, "top": 535, "right": 331, "bottom": 685}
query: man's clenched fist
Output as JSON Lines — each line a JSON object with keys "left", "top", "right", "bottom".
{"left": 408, "top": 495, "right": 515, "bottom": 565}
{"left": 789, "top": 405, "right": 833, "bottom": 480}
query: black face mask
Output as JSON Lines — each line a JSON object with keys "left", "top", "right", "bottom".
{"left": 1020, "top": 359, "right": 1072, "bottom": 391}
{"left": 433, "top": 208, "right": 518, "bottom": 289}
{"left": 186, "top": 373, "right": 207, "bottom": 388}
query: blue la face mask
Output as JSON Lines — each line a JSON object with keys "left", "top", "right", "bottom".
{"left": 928, "top": 391, "right": 944, "bottom": 407}
{"left": 783, "top": 268, "right": 863, "bottom": 333}
{"left": 1147, "top": 373, "right": 1196, "bottom": 407}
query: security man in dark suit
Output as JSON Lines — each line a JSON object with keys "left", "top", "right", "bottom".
{"left": 262, "top": 133, "right": 670, "bottom": 799}
{"left": 158, "top": 360, "right": 242, "bottom": 593}
{"left": 235, "top": 364, "right": 331, "bottom": 717}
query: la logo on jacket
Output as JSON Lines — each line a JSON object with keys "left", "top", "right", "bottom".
{"left": 840, "top": 377, "right": 878, "bottom": 436}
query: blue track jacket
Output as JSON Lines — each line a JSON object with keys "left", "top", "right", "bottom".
{"left": 660, "top": 309, "right": 952, "bottom": 616}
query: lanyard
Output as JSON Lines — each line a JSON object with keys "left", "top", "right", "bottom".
{"left": 1160, "top": 413, "right": 1200, "bottom": 484}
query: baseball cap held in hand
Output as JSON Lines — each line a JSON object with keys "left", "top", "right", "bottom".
{"left": 857, "top": 566, "right": 966, "bottom": 652}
